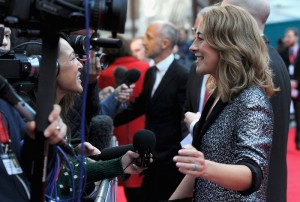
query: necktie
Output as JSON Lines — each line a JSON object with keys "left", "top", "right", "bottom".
{"left": 289, "top": 49, "right": 295, "bottom": 64}
{"left": 150, "top": 66, "right": 157, "bottom": 97}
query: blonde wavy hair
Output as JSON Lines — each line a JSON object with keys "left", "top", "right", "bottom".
{"left": 201, "top": 5, "right": 277, "bottom": 103}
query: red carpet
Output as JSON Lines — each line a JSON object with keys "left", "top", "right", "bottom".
{"left": 117, "top": 128, "right": 300, "bottom": 202}
{"left": 287, "top": 128, "right": 300, "bottom": 202}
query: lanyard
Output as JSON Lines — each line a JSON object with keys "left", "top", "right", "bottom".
{"left": 0, "top": 113, "right": 10, "bottom": 144}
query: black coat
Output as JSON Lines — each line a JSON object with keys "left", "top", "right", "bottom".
{"left": 264, "top": 44, "right": 291, "bottom": 202}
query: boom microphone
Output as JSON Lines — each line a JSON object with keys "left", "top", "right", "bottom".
{"left": 0, "top": 74, "right": 35, "bottom": 121}
{"left": 88, "top": 115, "right": 114, "bottom": 151}
{"left": 123, "top": 68, "right": 141, "bottom": 87}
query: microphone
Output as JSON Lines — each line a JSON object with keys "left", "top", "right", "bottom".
{"left": 133, "top": 129, "right": 156, "bottom": 168}
{"left": 89, "top": 129, "right": 156, "bottom": 168}
{"left": 88, "top": 115, "right": 114, "bottom": 151}
{"left": 123, "top": 68, "right": 141, "bottom": 87}
{"left": 0, "top": 75, "right": 36, "bottom": 121}
{"left": 113, "top": 66, "right": 127, "bottom": 87}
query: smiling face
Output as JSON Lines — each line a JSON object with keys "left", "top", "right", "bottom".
{"left": 189, "top": 20, "right": 220, "bottom": 77}
{"left": 56, "top": 38, "right": 83, "bottom": 102}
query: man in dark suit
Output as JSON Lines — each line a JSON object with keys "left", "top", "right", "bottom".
{"left": 114, "top": 21, "right": 188, "bottom": 202}
{"left": 221, "top": 0, "right": 291, "bottom": 201}
{"left": 279, "top": 28, "right": 300, "bottom": 150}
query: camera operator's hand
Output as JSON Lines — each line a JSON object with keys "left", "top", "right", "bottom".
{"left": 26, "top": 104, "right": 67, "bottom": 145}
{"left": 89, "top": 50, "right": 101, "bottom": 82}
{"left": 121, "top": 151, "right": 152, "bottom": 174}
{"left": 114, "top": 83, "right": 135, "bottom": 103}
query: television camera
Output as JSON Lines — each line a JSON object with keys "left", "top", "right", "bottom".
{"left": 0, "top": 0, "right": 127, "bottom": 94}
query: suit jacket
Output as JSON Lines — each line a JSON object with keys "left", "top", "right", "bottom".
{"left": 266, "top": 44, "right": 291, "bottom": 202}
{"left": 183, "top": 64, "right": 204, "bottom": 113}
{"left": 193, "top": 86, "right": 273, "bottom": 201}
{"left": 114, "top": 59, "right": 189, "bottom": 169}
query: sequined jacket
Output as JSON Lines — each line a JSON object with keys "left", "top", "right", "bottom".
{"left": 192, "top": 86, "right": 273, "bottom": 201}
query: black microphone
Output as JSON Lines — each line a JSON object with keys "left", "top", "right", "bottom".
{"left": 0, "top": 75, "right": 36, "bottom": 121}
{"left": 123, "top": 68, "right": 141, "bottom": 87}
{"left": 88, "top": 115, "right": 114, "bottom": 151}
{"left": 133, "top": 129, "right": 156, "bottom": 168}
{"left": 89, "top": 129, "right": 156, "bottom": 167}
{"left": 113, "top": 66, "right": 127, "bottom": 87}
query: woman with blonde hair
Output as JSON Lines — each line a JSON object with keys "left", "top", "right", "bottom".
{"left": 170, "top": 5, "right": 276, "bottom": 201}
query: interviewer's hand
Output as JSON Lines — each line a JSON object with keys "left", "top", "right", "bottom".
{"left": 26, "top": 104, "right": 67, "bottom": 145}
{"left": 121, "top": 151, "right": 152, "bottom": 174}
{"left": 114, "top": 83, "right": 135, "bottom": 103}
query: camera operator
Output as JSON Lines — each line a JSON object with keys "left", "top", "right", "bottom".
{"left": 0, "top": 99, "right": 67, "bottom": 202}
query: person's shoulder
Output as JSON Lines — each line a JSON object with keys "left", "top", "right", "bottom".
{"left": 238, "top": 86, "right": 270, "bottom": 107}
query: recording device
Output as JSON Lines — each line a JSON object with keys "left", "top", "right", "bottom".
{"left": 0, "top": 0, "right": 128, "bottom": 33}
{"left": 123, "top": 68, "right": 141, "bottom": 87}
{"left": 88, "top": 115, "right": 113, "bottom": 151}
{"left": 0, "top": 53, "right": 59, "bottom": 81}
{"left": 90, "top": 129, "right": 156, "bottom": 168}
{"left": 0, "top": 51, "right": 60, "bottom": 97}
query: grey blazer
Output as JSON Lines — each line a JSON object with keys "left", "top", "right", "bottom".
{"left": 192, "top": 86, "right": 273, "bottom": 201}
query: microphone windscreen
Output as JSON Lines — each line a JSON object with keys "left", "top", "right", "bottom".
{"left": 125, "top": 68, "right": 141, "bottom": 86}
{"left": 133, "top": 129, "right": 156, "bottom": 153}
{"left": 113, "top": 66, "right": 127, "bottom": 87}
{"left": 88, "top": 115, "right": 113, "bottom": 151}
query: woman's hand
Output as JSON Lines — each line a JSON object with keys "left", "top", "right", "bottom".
{"left": 173, "top": 144, "right": 206, "bottom": 177}
{"left": 121, "top": 151, "right": 153, "bottom": 174}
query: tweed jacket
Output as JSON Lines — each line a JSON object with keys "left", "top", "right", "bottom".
{"left": 192, "top": 86, "right": 273, "bottom": 201}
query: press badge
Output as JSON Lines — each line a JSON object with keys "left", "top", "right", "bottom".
{"left": 1, "top": 153, "right": 23, "bottom": 175}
